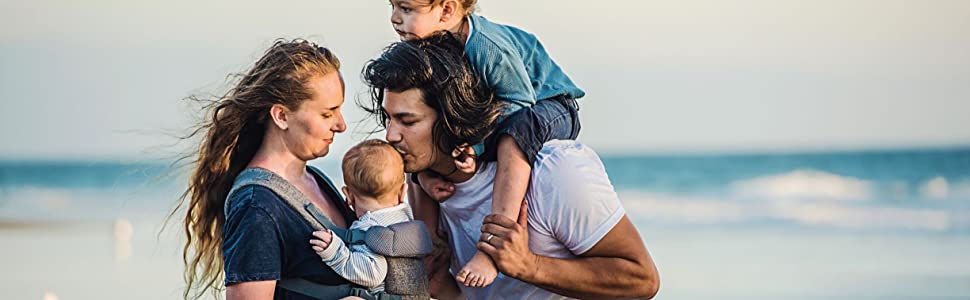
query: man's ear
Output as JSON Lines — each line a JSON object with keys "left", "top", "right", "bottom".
{"left": 269, "top": 104, "right": 290, "bottom": 130}
{"left": 398, "top": 182, "right": 408, "bottom": 205}
{"left": 342, "top": 186, "right": 356, "bottom": 210}
{"left": 439, "top": 0, "right": 460, "bottom": 23}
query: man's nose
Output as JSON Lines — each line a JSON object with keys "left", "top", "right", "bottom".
{"left": 386, "top": 125, "right": 402, "bottom": 143}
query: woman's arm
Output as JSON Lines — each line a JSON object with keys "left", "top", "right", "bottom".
{"left": 226, "top": 280, "right": 276, "bottom": 300}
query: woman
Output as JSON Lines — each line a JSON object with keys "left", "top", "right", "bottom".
{"left": 176, "top": 39, "right": 355, "bottom": 299}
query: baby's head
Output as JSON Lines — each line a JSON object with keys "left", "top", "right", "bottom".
{"left": 341, "top": 139, "right": 407, "bottom": 217}
{"left": 389, "top": 0, "right": 477, "bottom": 40}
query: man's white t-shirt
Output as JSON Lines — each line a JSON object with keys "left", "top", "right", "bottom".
{"left": 438, "top": 140, "right": 626, "bottom": 300}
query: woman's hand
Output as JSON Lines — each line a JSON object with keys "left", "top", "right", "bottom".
{"left": 309, "top": 229, "right": 333, "bottom": 252}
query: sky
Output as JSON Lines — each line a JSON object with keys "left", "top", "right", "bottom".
{"left": 1, "top": 0, "right": 968, "bottom": 160}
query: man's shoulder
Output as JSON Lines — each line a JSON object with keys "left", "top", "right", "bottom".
{"left": 529, "top": 140, "right": 615, "bottom": 204}
{"left": 532, "top": 140, "right": 605, "bottom": 179}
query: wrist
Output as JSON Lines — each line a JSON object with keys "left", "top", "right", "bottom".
{"left": 518, "top": 252, "right": 543, "bottom": 283}
{"left": 317, "top": 237, "right": 342, "bottom": 260}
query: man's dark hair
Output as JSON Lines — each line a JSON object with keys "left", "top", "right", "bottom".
{"left": 360, "top": 31, "right": 504, "bottom": 156}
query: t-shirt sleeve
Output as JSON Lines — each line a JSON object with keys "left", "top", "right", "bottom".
{"left": 223, "top": 186, "right": 284, "bottom": 284}
{"left": 531, "top": 141, "right": 626, "bottom": 255}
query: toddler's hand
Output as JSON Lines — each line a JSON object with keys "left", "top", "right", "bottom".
{"left": 418, "top": 171, "right": 456, "bottom": 202}
{"left": 452, "top": 145, "right": 477, "bottom": 174}
{"left": 310, "top": 229, "right": 333, "bottom": 253}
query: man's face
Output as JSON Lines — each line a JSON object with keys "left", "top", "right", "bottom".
{"left": 383, "top": 88, "right": 444, "bottom": 173}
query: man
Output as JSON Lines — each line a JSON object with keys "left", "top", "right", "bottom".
{"left": 360, "top": 32, "right": 660, "bottom": 299}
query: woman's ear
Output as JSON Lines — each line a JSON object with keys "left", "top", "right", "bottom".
{"left": 439, "top": 0, "right": 460, "bottom": 22}
{"left": 269, "top": 104, "right": 290, "bottom": 130}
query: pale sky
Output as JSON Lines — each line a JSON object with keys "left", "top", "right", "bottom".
{"left": 1, "top": 0, "right": 968, "bottom": 160}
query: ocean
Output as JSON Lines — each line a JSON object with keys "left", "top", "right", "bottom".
{"left": 2, "top": 148, "right": 969, "bottom": 299}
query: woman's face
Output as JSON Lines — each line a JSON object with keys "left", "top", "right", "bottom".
{"left": 282, "top": 72, "right": 347, "bottom": 160}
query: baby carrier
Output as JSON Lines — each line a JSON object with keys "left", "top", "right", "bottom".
{"left": 226, "top": 167, "right": 433, "bottom": 300}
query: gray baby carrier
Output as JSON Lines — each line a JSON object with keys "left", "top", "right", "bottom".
{"left": 226, "top": 167, "right": 433, "bottom": 300}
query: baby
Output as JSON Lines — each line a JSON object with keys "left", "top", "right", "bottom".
{"left": 309, "top": 139, "right": 412, "bottom": 293}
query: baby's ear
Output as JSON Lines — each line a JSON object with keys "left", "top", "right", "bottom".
{"left": 398, "top": 183, "right": 408, "bottom": 204}
{"left": 342, "top": 186, "right": 355, "bottom": 206}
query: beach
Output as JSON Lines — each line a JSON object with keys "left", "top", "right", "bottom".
{"left": 4, "top": 219, "right": 969, "bottom": 299}
{"left": 3, "top": 148, "right": 970, "bottom": 299}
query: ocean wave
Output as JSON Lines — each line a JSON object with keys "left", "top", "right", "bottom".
{"left": 730, "top": 169, "right": 872, "bottom": 201}
{"left": 620, "top": 191, "right": 967, "bottom": 232}
{"left": 0, "top": 186, "right": 177, "bottom": 221}
{"left": 920, "top": 177, "right": 970, "bottom": 200}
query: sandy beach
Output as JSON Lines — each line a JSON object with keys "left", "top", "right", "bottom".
{"left": 3, "top": 215, "right": 970, "bottom": 300}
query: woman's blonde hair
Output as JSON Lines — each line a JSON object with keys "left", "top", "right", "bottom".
{"left": 173, "top": 39, "right": 340, "bottom": 300}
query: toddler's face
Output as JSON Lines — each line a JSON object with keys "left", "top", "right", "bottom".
{"left": 389, "top": 0, "right": 444, "bottom": 40}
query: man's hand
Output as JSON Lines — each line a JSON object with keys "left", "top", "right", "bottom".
{"left": 477, "top": 199, "right": 539, "bottom": 280}
{"left": 417, "top": 171, "right": 456, "bottom": 202}
{"left": 309, "top": 230, "right": 333, "bottom": 253}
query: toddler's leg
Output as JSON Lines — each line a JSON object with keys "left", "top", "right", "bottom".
{"left": 456, "top": 136, "right": 527, "bottom": 288}
{"left": 457, "top": 96, "right": 582, "bottom": 287}
{"left": 492, "top": 136, "right": 532, "bottom": 221}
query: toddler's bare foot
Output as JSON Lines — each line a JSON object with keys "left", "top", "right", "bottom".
{"left": 455, "top": 250, "right": 498, "bottom": 288}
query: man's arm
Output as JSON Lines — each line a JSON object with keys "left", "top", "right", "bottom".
{"left": 479, "top": 202, "right": 660, "bottom": 299}
{"left": 226, "top": 281, "right": 276, "bottom": 300}
{"left": 425, "top": 228, "right": 465, "bottom": 299}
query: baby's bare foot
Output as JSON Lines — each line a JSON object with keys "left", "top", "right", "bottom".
{"left": 456, "top": 250, "right": 498, "bottom": 287}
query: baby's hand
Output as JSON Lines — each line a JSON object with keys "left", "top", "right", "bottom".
{"left": 309, "top": 230, "right": 333, "bottom": 253}
{"left": 452, "top": 145, "right": 477, "bottom": 174}
{"left": 418, "top": 171, "right": 456, "bottom": 202}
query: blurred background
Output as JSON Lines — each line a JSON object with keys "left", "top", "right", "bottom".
{"left": 2, "top": 0, "right": 969, "bottom": 299}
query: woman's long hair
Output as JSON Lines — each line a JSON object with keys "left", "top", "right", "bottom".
{"left": 173, "top": 39, "right": 341, "bottom": 300}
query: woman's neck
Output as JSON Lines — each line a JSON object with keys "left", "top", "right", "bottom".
{"left": 247, "top": 135, "right": 308, "bottom": 183}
